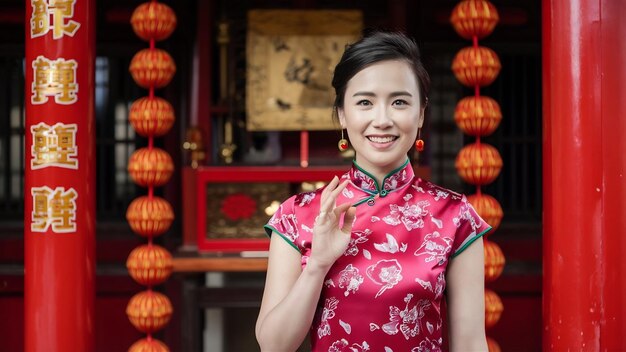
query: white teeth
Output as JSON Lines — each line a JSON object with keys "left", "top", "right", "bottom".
{"left": 367, "top": 136, "right": 396, "bottom": 143}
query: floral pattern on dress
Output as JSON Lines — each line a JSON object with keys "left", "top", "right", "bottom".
{"left": 382, "top": 169, "right": 407, "bottom": 191}
{"left": 414, "top": 272, "right": 446, "bottom": 300}
{"left": 383, "top": 201, "right": 430, "bottom": 231}
{"left": 366, "top": 259, "right": 403, "bottom": 298}
{"left": 350, "top": 169, "right": 377, "bottom": 192}
{"left": 382, "top": 293, "right": 431, "bottom": 340}
{"left": 414, "top": 231, "right": 452, "bottom": 265}
{"left": 349, "top": 341, "right": 370, "bottom": 351}
{"left": 344, "top": 229, "right": 372, "bottom": 256}
{"left": 433, "top": 273, "right": 445, "bottom": 300}
{"left": 339, "top": 319, "right": 352, "bottom": 334}
{"left": 338, "top": 264, "right": 364, "bottom": 296}
{"left": 374, "top": 234, "right": 408, "bottom": 254}
{"left": 329, "top": 339, "right": 349, "bottom": 352}
{"left": 410, "top": 337, "right": 441, "bottom": 352}
{"left": 453, "top": 197, "right": 480, "bottom": 232}
{"left": 428, "top": 189, "right": 449, "bottom": 202}
{"left": 425, "top": 321, "right": 434, "bottom": 334}
{"left": 342, "top": 188, "right": 355, "bottom": 199}
{"left": 268, "top": 212, "right": 298, "bottom": 242}
{"left": 318, "top": 297, "right": 339, "bottom": 339}
{"left": 430, "top": 216, "right": 443, "bottom": 229}
{"left": 328, "top": 339, "right": 370, "bottom": 352}
{"left": 296, "top": 191, "right": 316, "bottom": 207}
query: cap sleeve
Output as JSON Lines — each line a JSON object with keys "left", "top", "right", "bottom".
{"left": 451, "top": 195, "right": 492, "bottom": 258}
{"left": 264, "top": 195, "right": 302, "bottom": 253}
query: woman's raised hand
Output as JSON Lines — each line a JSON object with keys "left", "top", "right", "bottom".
{"left": 308, "top": 176, "right": 356, "bottom": 272}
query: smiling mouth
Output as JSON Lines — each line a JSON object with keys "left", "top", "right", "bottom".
{"left": 367, "top": 136, "right": 398, "bottom": 143}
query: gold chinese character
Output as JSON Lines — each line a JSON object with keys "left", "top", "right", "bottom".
{"left": 31, "top": 186, "right": 78, "bottom": 233}
{"left": 30, "top": 0, "right": 80, "bottom": 39}
{"left": 31, "top": 187, "right": 52, "bottom": 232}
{"left": 50, "top": 187, "right": 78, "bottom": 232}
{"left": 31, "top": 122, "right": 78, "bottom": 169}
{"left": 31, "top": 0, "right": 49, "bottom": 37}
{"left": 31, "top": 56, "right": 78, "bottom": 105}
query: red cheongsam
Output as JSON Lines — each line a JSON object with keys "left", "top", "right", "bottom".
{"left": 265, "top": 159, "right": 492, "bottom": 352}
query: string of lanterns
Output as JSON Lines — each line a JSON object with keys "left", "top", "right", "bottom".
{"left": 451, "top": 1, "right": 505, "bottom": 350}
{"left": 126, "top": 1, "right": 177, "bottom": 351}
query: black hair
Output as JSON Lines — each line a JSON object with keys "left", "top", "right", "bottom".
{"left": 331, "top": 31, "right": 430, "bottom": 118}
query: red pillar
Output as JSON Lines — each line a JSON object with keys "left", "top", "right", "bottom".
{"left": 543, "top": 0, "right": 626, "bottom": 350}
{"left": 24, "top": 0, "right": 95, "bottom": 351}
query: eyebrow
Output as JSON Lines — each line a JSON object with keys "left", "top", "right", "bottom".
{"left": 352, "top": 91, "right": 413, "bottom": 98}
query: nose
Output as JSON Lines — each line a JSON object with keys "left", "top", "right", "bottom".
{"left": 372, "top": 107, "right": 393, "bottom": 128}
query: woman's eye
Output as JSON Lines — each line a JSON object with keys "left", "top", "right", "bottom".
{"left": 392, "top": 99, "right": 409, "bottom": 106}
{"left": 356, "top": 100, "right": 372, "bottom": 106}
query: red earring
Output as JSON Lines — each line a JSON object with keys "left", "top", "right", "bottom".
{"left": 415, "top": 129, "right": 425, "bottom": 152}
{"left": 338, "top": 129, "right": 349, "bottom": 151}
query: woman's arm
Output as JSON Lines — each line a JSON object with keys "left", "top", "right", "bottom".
{"left": 255, "top": 234, "right": 327, "bottom": 352}
{"left": 256, "top": 177, "right": 355, "bottom": 352}
{"left": 446, "top": 237, "right": 488, "bottom": 352}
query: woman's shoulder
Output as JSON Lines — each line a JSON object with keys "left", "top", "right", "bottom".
{"left": 265, "top": 187, "right": 325, "bottom": 242}
{"left": 273, "top": 186, "right": 325, "bottom": 215}
{"left": 292, "top": 187, "right": 324, "bottom": 209}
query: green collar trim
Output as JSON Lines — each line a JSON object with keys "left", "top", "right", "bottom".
{"left": 351, "top": 158, "right": 410, "bottom": 196}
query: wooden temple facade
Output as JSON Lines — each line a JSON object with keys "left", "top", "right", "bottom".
{"left": 0, "top": 0, "right": 624, "bottom": 351}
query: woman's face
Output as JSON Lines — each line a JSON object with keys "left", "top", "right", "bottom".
{"left": 338, "top": 59, "right": 424, "bottom": 176}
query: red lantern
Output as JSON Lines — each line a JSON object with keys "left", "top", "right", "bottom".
{"left": 127, "top": 244, "right": 173, "bottom": 286}
{"left": 126, "top": 196, "right": 174, "bottom": 238}
{"left": 452, "top": 46, "right": 501, "bottom": 87}
{"left": 454, "top": 96, "right": 502, "bottom": 137}
{"left": 129, "top": 48, "right": 176, "bottom": 89}
{"left": 129, "top": 338, "right": 170, "bottom": 352}
{"left": 126, "top": 290, "right": 173, "bottom": 333}
{"left": 487, "top": 337, "right": 501, "bottom": 352}
{"left": 131, "top": 2, "right": 177, "bottom": 42}
{"left": 484, "top": 239, "right": 505, "bottom": 282}
{"left": 485, "top": 289, "right": 504, "bottom": 328}
{"left": 127, "top": 2, "right": 176, "bottom": 350}
{"left": 455, "top": 142, "right": 503, "bottom": 185}
{"left": 450, "top": 0, "right": 499, "bottom": 40}
{"left": 129, "top": 96, "right": 175, "bottom": 137}
{"left": 452, "top": 0, "right": 505, "bottom": 338}
{"left": 128, "top": 147, "right": 174, "bottom": 187}
{"left": 467, "top": 193, "right": 503, "bottom": 231}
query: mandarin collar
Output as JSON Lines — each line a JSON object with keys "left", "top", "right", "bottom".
{"left": 348, "top": 159, "right": 414, "bottom": 196}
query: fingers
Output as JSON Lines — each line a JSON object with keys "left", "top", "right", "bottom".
{"left": 332, "top": 202, "right": 351, "bottom": 217}
{"left": 320, "top": 176, "right": 339, "bottom": 202}
{"left": 320, "top": 178, "right": 349, "bottom": 213}
{"left": 332, "top": 202, "right": 356, "bottom": 235}
{"left": 341, "top": 206, "right": 356, "bottom": 234}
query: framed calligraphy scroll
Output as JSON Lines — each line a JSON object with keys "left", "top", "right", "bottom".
{"left": 246, "top": 10, "right": 363, "bottom": 131}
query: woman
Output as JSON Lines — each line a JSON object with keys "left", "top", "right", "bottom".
{"left": 256, "top": 31, "right": 491, "bottom": 352}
